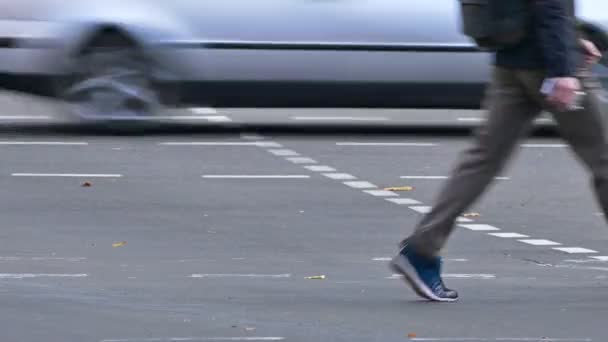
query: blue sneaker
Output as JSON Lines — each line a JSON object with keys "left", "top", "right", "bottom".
{"left": 390, "top": 244, "right": 458, "bottom": 302}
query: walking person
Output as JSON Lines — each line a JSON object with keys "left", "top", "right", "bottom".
{"left": 390, "top": 0, "right": 606, "bottom": 302}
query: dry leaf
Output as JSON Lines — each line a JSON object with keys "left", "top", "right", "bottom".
{"left": 407, "top": 333, "right": 417, "bottom": 338}
{"left": 82, "top": 181, "right": 92, "bottom": 187}
{"left": 304, "top": 275, "right": 326, "bottom": 280}
{"left": 463, "top": 212, "right": 481, "bottom": 218}
{"left": 383, "top": 186, "right": 414, "bottom": 191}
{"left": 112, "top": 241, "right": 127, "bottom": 248}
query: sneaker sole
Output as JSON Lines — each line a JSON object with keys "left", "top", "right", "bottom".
{"left": 389, "top": 254, "right": 458, "bottom": 303}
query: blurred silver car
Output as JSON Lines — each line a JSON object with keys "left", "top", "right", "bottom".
{"left": 0, "top": 0, "right": 606, "bottom": 121}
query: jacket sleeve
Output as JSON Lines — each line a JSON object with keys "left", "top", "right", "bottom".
{"left": 533, "top": 0, "right": 577, "bottom": 77}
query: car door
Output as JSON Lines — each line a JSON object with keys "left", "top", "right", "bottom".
{"left": 180, "top": 0, "right": 490, "bottom": 86}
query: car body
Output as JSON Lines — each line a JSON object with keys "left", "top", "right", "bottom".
{"left": 0, "top": 0, "right": 607, "bottom": 116}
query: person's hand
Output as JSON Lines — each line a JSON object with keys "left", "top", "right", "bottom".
{"left": 547, "top": 77, "right": 581, "bottom": 111}
{"left": 581, "top": 39, "right": 602, "bottom": 66}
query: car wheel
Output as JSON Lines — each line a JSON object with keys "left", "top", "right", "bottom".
{"left": 58, "top": 43, "right": 163, "bottom": 126}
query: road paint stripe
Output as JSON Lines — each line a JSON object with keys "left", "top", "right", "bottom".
{"left": 159, "top": 142, "right": 280, "bottom": 147}
{"left": 459, "top": 224, "right": 501, "bottom": 231}
{"left": 488, "top": 232, "right": 530, "bottom": 238}
{"left": 385, "top": 198, "right": 422, "bottom": 205}
{"left": 267, "top": 149, "right": 299, "bottom": 156}
{"left": 0, "top": 141, "right": 88, "bottom": 145}
{"left": 521, "top": 144, "right": 567, "bottom": 148}
{"left": 190, "top": 274, "right": 291, "bottom": 278}
{"left": 11, "top": 173, "right": 122, "bottom": 178}
{"left": 343, "top": 181, "right": 377, "bottom": 189}
{"left": 519, "top": 239, "right": 562, "bottom": 246}
{"left": 409, "top": 206, "right": 431, "bottom": 214}
{"left": 410, "top": 338, "right": 591, "bottom": 341}
{"left": 102, "top": 338, "right": 284, "bottom": 342}
{"left": 202, "top": 175, "right": 310, "bottom": 179}
{"left": 0, "top": 273, "right": 88, "bottom": 279}
{"left": 304, "top": 165, "right": 336, "bottom": 172}
{"left": 362, "top": 190, "right": 398, "bottom": 197}
{"left": 286, "top": 157, "right": 317, "bottom": 164}
{"left": 389, "top": 273, "right": 495, "bottom": 280}
{"left": 0, "top": 115, "right": 52, "bottom": 120}
{"left": 0, "top": 257, "right": 86, "bottom": 262}
{"left": 292, "top": 116, "right": 389, "bottom": 121}
{"left": 591, "top": 256, "right": 608, "bottom": 261}
{"left": 336, "top": 142, "right": 438, "bottom": 147}
{"left": 323, "top": 173, "right": 357, "bottom": 180}
{"left": 189, "top": 107, "right": 218, "bottom": 114}
{"left": 552, "top": 247, "right": 598, "bottom": 254}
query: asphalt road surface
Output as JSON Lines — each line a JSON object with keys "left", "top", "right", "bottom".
{"left": 1, "top": 91, "right": 608, "bottom": 342}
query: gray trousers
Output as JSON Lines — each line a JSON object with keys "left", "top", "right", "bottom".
{"left": 406, "top": 66, "right": 608, "bottom": 257}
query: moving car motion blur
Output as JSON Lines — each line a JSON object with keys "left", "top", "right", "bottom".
{"left": 0, "top": 0, "right": 607, "bottom": 122}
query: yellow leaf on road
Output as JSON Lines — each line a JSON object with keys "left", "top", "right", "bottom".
{"left": 383, "top": 186, "right": 414, "bottom": 191}
{"left": 112, "top": 241, "right": 127, "bottom": 248}
{"left": 304, "top": 275, "right": 326, "bottom": 280}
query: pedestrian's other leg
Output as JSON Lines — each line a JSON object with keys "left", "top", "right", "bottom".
{"left": 549, "top": 73, "right": 608, "bottom": 217}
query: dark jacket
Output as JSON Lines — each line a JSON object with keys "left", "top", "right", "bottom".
{"left": 495, "top": 0, "right": 580, "bottom": 77}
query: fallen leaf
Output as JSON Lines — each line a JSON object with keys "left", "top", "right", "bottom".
{"left": 407, "top": 333, "right": 417, "bottom": 338}
{"left": 82, "top": 181, "right": 92, "bottom": 187}
{"left": 383, "top": 186, "right": 414, "bottom": 191}
{"left": 112, "top": 241, "right": 127, "bottom": 248}
{"left": 304, "top": 275, "right": 326, "bottom": 280}
{"left": 463, "top": 212, "right": 481, "bottom": 218}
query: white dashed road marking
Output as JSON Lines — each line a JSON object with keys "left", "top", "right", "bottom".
{"left": 385, "top": 198, "right": 422, "bottom": 205}
{"left": 0, "top": 256, "right": 86, "bottom": 262}
{"left": 519, "top": 239, "right": 562, "bottom": 246}
{"left": 459, "top": 224, "right": 501, "bottom": 231}
{"left": 286, "top": 157, "right": 318, "bottom": 164}
{"left": 488, "top": 232, "right": 530, "bottom": 238}
{"left": 552, "top": 247, "right": 598, "bottom": 254}
{"left": 343, "top": 181, "right": 376, "bottom": 189}
{"left": 202, "top": 175, "right": 310, "bottom": 179}
{"left": 101, "top": 338, "right": 285, "bottom": 342}
{"left": 0, "top": 273, "right": 88, "bottom": 279}
{"left": 190, "top": 274, "right": 291, "bottom": 279}
{"left": 11, "top": 173, "right": 122, "bottom": 178}
{"left": 304, "top": 165, "right": 336, "bottom": 172}
{"left": 409, "top": 206, "right": 432, "bottom": 214}
{"left": 363, "top": 190, "right": 398, "bottom": 197}
{"left": 249, "top": 135, "right": 606, "bottom": 262}
{"left": 323, "top": 173, "right": 357, "bottom": 180}
{"left": 268, "top": 149, "right": 299, "bottom": 156}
